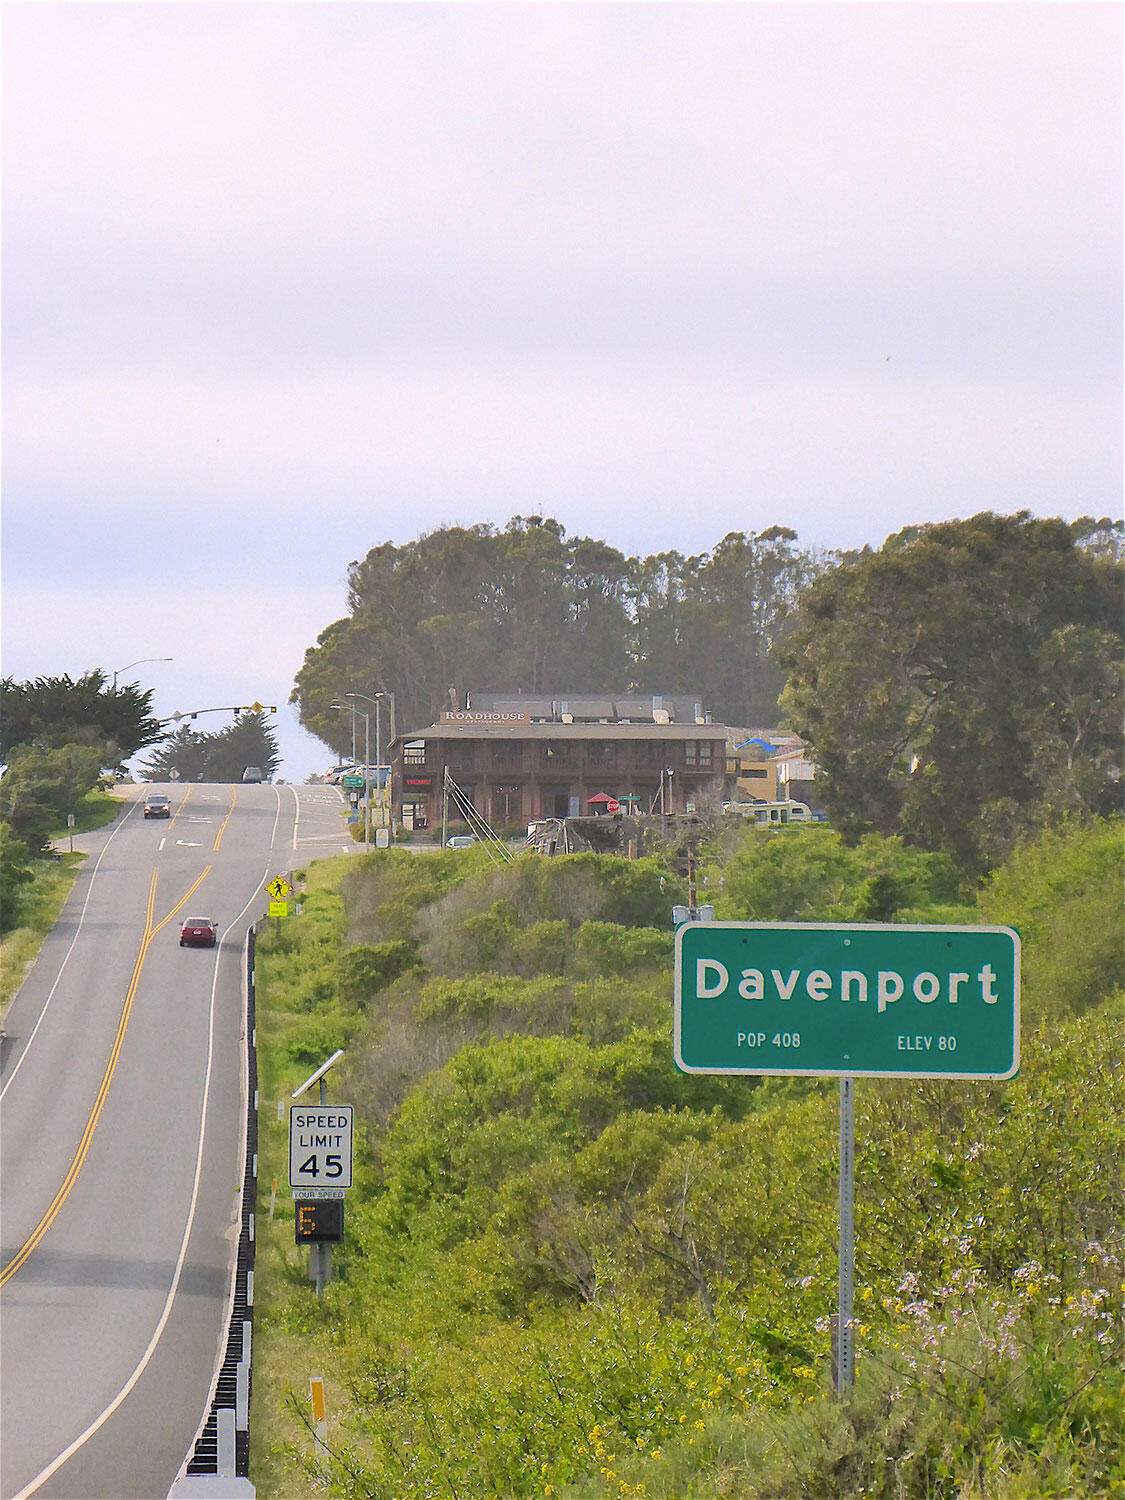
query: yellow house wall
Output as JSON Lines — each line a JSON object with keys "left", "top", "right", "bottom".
{"left": 734, "top": 761, "right": 780, "bottom": 801}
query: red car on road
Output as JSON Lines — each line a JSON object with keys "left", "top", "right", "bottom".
{"left": 180, "top": 917, "right": 218, "bottom": 948}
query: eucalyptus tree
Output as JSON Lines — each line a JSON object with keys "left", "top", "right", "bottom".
{"left": 778, "top": 512, "right": 1124, "bottom": 872}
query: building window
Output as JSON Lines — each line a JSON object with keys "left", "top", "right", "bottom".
{"left": 684, "top": 741, "right": 713, "bottom": 768}
{"left": 403, "top": 740, "right": 426, "bottom": 765}
{"left": 492, "top": 784, "right": 522, "bottom": 820}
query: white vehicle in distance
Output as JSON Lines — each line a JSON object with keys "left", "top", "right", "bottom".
{"left": 445, "top": 834, "right": 475, "bottom": 849}
{"left": 723, "top": 799, "right": 813, "bottom": 826}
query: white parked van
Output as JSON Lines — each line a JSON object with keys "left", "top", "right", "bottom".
{"left": 726, "top": 799, "right": 812, "bottom": 826}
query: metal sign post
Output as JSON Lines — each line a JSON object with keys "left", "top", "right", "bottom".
{"left": 836, "top": 1077, "right": 855, "bottom": 1393}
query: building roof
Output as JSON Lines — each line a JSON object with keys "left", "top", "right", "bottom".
{"left": 464, "top": 692, "right": 712, "bottom": 723}
{"left": 395, "top": 720, "right": 728, "bottom": 745}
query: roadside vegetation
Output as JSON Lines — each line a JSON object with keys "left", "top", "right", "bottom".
{"left": 0, "top": 788, "right": 127, "bottom": 1012}
{"left": 0, "top": 669, "right": 162, "bottom": 946}
{"left": 250, "top": 819, "right": 1124, "bottom": 1499}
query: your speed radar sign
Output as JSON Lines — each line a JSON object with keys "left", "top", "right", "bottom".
{"left": 289, "top": 1105, "right": 353, "bottom": 1189}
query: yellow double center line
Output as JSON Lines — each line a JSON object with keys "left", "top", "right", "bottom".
{"left": 213, "top": 788, "right": 237, "bottom": 852}
{"left": 1, "top": 866, "right": 212, "bottom": 1285}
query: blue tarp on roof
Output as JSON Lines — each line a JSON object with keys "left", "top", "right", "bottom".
{"left": 736, "top": 738, "right": 776, "bottom": 754}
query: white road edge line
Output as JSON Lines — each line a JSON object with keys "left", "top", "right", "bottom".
{"left": 173, "top": 922, "right": 255, "bottom": 1488}
{"left": 267, "top": 782, "right": 283, "bottom": 853}
{"left": 1, "top": 802, "right": 138, "bottom": 1102}
{"left": 12, "top": 869, "right": 272, "bottom": 1500}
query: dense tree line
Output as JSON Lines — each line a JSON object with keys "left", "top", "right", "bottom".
{"left": 293, "top": 510, "right": 1121, "bottom": 875}
{"left": 291, "top": 516, "right": 829, "bottom": 749}
{"left": 0, "top": 671, "right": 164, "bottom": 763}
{"left": 0, "top": 672, "right": 166, "bottom": 884}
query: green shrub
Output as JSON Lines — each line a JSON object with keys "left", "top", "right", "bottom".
{"left": 281, "top": 1014, "right": 349, "bottom": 1069}
{"left": 339, "top": 848, "right": 468, "bottom": 944}
{"left": 572, "top": 921, "right": 673, "bottom": 977}
{"left": 0, "top": 822, "right": 35, "bottom": 933}
{"left": 510, "top": 918, "right": 572, "bottom": 977}
{"left": 336, "top": 940, "right": 419, "bottom": 1006}
{"left": 716, "top": 827, "right": 966, "bottom": 922}
{"left": 976, "top": 818, "right": 1124, "bottom": 1020}
{"left": 0, "top": 742, "right": 106, "bottom": 849}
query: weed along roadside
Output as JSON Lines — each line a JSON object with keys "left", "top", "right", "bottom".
{"left": 248, "top": 825, "right": 1124, "bottom": 1499}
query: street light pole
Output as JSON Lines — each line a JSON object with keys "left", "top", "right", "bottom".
{"left": 112, "top": 656, "right": 172, "bottom": 690}
{"left": 346, "top": 690, "right": 392, "bottom": 830}
{"left": 331, "top": 700, "right": 356, "bottom": 765}
{"left": 332, "top": 703, "right": 369, "bottom": 848}
{"left": 361, "top": 710, "right": 370, "bottom": 850}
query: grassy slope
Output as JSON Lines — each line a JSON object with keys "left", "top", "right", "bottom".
{"left": 248, "top": 828, "right": 1124, "bottom": 1500}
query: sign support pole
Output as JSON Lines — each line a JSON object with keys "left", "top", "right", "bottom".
{"left": 835, "top": 1075, "right": 855, "bottom": 1393}
{"left": 313, "top": 1076, "right": 330, "bottom": 1298}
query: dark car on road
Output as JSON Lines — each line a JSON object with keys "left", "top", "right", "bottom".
{"left": 180, "top": 917, "right": 218, "bottom": 948}
{"left": 143, "top": 794, "right": 172, "bottom": 818}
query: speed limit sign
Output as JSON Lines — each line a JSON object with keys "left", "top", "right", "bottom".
{"left": 289, "top": 1105, "right": 353, "bottom": 1190}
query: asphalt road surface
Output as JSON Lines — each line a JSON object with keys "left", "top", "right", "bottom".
{"left": 1, "top": 783, "right": 350, "bottom": 1499}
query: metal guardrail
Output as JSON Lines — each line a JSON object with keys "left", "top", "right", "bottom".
{"left": 178, "top": 926, "right": 258, "bottom": 1491}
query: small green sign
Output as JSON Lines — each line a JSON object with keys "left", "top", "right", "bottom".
{"left": 675, "top": 922, "right": 1019, "bottom": 1079}
{"left": 342, "top": 775, "right": 364, "bottom": 788}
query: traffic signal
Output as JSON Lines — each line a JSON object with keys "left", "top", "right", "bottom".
{"left": 295, "top": 1200, "right": 344, "bottom": 1244}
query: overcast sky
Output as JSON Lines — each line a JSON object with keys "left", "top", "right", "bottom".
{"left": 3, "top": 2, "right": 1121, "bottom": 781}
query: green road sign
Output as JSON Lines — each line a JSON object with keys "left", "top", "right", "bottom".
{"left": 674, "top": 922, "right": 1019, "bottom": 1079}
{"left": 342, "top": 775, "right": 364, "bottom": 788}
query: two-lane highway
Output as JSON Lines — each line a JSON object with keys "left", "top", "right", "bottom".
{"left": 1, "top": 782, "right": 349, "bottom": 1499}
